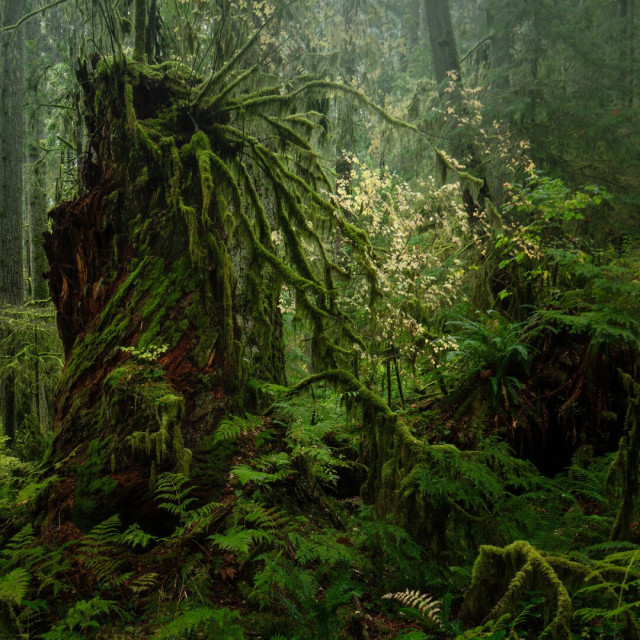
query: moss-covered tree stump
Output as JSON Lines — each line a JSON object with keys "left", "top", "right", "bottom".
{"left": 43, "top": 55, "right": 364, "bottom": 531}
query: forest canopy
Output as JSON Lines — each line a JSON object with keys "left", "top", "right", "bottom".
{"left": 0, "top": 0, "right": 639, "bottom": 638}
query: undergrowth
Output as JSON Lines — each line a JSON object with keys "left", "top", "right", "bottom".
{"left": 1, "top": 382, "right": 639, "bottom": 639}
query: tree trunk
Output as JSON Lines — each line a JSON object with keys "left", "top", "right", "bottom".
{"left": 0, "top": 0, "right": 25, "bottom": 305}
{"left": 144, "top": 0, "right": 157, "bottom": 62}
{"left": 486, "top": 0, "right": 512, "bottom": 94}
{"left": 423, "top": 0, "right": 460, "bottom": 84}
{"left": 25, "top": 7, "right": 49, "bottom": 302}
{"left": 133, "top": 0, "right": 147, "bottom": 62}
{"left": 0, "top": 0, "right": 25, "bottom": 445}
{"left": 43, "top": 60, "right": 288, "bottom": 532}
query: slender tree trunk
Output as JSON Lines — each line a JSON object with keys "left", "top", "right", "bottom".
{"left": 0, "top": 0, "right": 26, "bottom": 445}
{"left": 25, "top": 9, "right": 49, "bottom": 302}
{"left": 0, "top": 0, "right": 25, "bottom": 305}
{"left": 144, "top": 0, "right": 157, "bottom": 62}
{"left": 133, "top": 0, "right": 147, "bottom": 61}
{"left": 406, "top": 0, "right": 421, "bottom": 55}
{"left": 23, "top": 3, "right": 53, "bottom": 438}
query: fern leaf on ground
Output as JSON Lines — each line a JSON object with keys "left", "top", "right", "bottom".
{"left": 383, "top": 589, "right": 442, "bottom": 627}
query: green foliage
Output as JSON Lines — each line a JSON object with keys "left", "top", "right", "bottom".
{"left": 41, "top": 597, "right": 124, "bottom": 639}
{"left": 0, "top": 568, "right": 30, "bottom": 606}
{"left": 453, "top": 613, "right": 521, "bottom": 640}
{"left": 407, "top": 438, "right": 550, "bottom": 555}
{"left": 120, "top": 523, "right": 157, "bottom": 550}
{"left": 76, "top": 515, "right": 130, "bottom": 588}
{"left": 254, "top": 559, "right": 359, "bottom": 640}
{"left": 442, "top": 311, "right": 533, "bottom": 412}
{"left": 210, "top": 524, "right": 271, "bottom": 556}
{"left": 211, "top": 498, "right": 298, "bottom": 562}
{"left": 213, "top": 413, "right": 264, "bottom": 444}
{"left": 154, "top": 472, "right": 197, "bottom": 520}
{"left": 152, "top": 606, "right": 244, "bottom": 639}
{"left": 0, "top": 303, "right": 63, "bottom": 455}
{"left": 0, "top": 436, "right": 46, "bottom": 521}
{"left": 537, "top": 250, "right": 640, "bottom": 347}
{"left": 574, "top": 547, "right": 640, "bottom": 632}
{"left": 347, "top": 505, "right": 429, "bottom": 590}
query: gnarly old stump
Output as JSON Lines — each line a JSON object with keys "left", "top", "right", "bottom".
{"left": 44, "top": 59, "right": 286, "bottom": 532}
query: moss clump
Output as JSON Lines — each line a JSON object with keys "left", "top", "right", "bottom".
{"left": 460, "top": 539, "right": 640, "bottom": 640}
{"left": 125, "top": 392, "right": 191, "bottom": 481}
{"left": 461, "top": 541, "right": 573, "bottom": 639}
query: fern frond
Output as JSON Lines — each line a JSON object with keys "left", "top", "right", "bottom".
{"left": 81, "top": 514, "right": 121, "bottom": 544}
{"left": 213, "top": 414, "right": 263, "bottom": 444}
{"left": 241, "top": 503, "right": 294, "bottom": 532}
{"left": 120, "top": 523, "right": 157, "bottom": 550}
{"left": 582, "top": 540, "right": 639, "bottom": 557}
{"left": 167, "top": 501, "right": 228, "bottom": 544}
{"left": 76, "top": 515, "right": 127, "bottom": 587}
{"left": 1, "top": 524, "right": 40, "bottom": 569}
{"left": 230, "top": 460, "right": 293, "bottom": 486}
{"left": 129, "top": 572, "right": 159, "bottom": 595}
{"left": 0, "top": 567, "right": 30, "bottom": 604}
{"left": 155, "top": 472, "right": 197, "bottom": 519}
{"left": 209, "top": 525, "right": 271, "bottom": 555}
{"left": 382, "top": 589, "right": 442, "bottom": 624}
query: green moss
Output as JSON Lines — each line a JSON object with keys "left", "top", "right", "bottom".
{"left": 133, "top": 0, "right": 147, "bottom": 62}
{"left": 72, "top": 439, "right": 118, "bottom": 532}
{"left": 461, "top": 541, "right": 581, "bottom": 639}
{"left": 181, "top": 202, "right": 205, "bottom": 267}
{"left": 205, "top": 231, "right": 234, "bottom": 352}
{"left": 124, "top": 79, "right": 137, "bottom": 133}
{"left": 608, "top": 373, "right": 640, "bottom": 541}
{"left": 135, "top": 123, "right": 161, "bottom": 160}
{"left": 106, "top": 367, "right": 192, "bottom": 481}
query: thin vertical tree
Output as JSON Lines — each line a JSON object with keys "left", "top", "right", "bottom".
{"left": 0, "top": 0, "right": 26, "bottom": 444}
{"left": 0, "top": 0, "right": 25, "bottom": 306}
